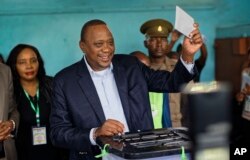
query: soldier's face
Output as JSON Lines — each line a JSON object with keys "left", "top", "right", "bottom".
{"left": 145, "top": 37, "right": 169, "bottom": 58}
{"left": 80, "top": 24, "right": 115, "bottom": 71}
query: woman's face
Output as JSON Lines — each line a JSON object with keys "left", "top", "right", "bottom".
{"left": 16, "top": 48, "right": 39, "bottom": 82}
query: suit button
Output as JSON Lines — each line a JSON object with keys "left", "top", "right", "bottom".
{"left": 79, "top": 152, "right": 88, "bottom": 155}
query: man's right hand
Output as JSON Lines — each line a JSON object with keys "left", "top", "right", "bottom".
{"left": 95, "top": 119, "right": 124, "bottom": 137}
{"left": 0, "top": 121, "right": 13, "bottom": 141}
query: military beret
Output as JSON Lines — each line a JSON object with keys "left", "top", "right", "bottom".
{"left": 140, "top": 19, "right": 173, "bottom": 37}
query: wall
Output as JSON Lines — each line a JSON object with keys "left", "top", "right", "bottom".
{"left": 0, "top": 0, "right": 250, "bottom": 82}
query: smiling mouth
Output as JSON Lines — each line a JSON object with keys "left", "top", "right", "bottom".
{"left": 25, "top": 71, "right": 35, "bottom": 75}
{"left": 99, "top": 55, "right": 110, "bottom": 62}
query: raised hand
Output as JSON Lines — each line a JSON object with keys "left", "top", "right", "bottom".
{"left": 171, "top": 30, "right": 182, "bottom": 42}
{"left": 181, "top": 23, "right": 203, "bottom": 62}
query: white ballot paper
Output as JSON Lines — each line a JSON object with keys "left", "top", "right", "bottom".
{"left": 175, "top": 6, "right": 194, "bottom": 38}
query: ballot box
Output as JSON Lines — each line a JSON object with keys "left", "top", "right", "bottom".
{"left": 181, "top": 81, "right": 231, "bottom": 160}
{"left": 96, "top": 128, "right": 191, "bottom": 159}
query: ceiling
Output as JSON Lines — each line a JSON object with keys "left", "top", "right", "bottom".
{"left": 1, "top": 0, "right": 222, "bottom": 15}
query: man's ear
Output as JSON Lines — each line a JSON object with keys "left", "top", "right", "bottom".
{"left": 144, "top": 40, "right": 148, "bottom": 48}
{"left": 79, "top": 41, "right": 86, "bottom": 53}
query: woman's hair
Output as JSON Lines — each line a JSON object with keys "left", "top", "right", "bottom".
{"left": 0, "top": 54, "right": 5, "bottom": 63}
{"left": 6, "top": 44, "right": 46, "bottom": 100}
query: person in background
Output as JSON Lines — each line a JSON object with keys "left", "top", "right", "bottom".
{"left": 232, "top": 47, "right": 250, "bottom": 145}
{"left": 167, "top": 44, "right": 182, "bottom": 60}
{"left": 50, "top": 19, "right": 202, "bottom": 160}
{"left": 0, "top": 63, "right": 19, "bottom": 160}
{"left": 167, "top": 30, "right": 182, "bottom": 53}
{"left": 129, "top": 51, "right": 150, "bottom": 66}
{"left": 141, "top": 18, "right": 183, "bottom": 128}
{"left": 193, "top": 42, "right": 207, "bottom": 82}
{"left": 240, "top": 47, "right": 250, "bottom": 70}
{"left": 0, "top": 54, "right": 5, "bottom": 63}
{"left": 6, "top": 44, "right": 68, "bottom": 160}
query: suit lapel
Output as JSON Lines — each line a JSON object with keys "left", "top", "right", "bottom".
{"left": 112, "top": 59, "right": 131, "bottom": 129}
{"left": 76, "top": 59, "right": 106, "bottom": 124}
{"left": 0, "top": 68, "right": 6, "bottom": 120}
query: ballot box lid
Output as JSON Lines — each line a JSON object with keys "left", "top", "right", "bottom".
{"left": 96, "top": 128, "right": 192, "bottom": 159}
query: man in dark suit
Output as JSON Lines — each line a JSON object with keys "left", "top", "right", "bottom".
{"left": 50, "top": 19, "right": 203, "bottom": 159}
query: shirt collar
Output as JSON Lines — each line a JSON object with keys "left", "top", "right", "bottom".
{"left": 84, "top": 55, "right": 113, "bottom": 77}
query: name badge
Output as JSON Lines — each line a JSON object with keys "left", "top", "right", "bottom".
{"left": 32, "top": 126, "right": 47, "bottom": 145}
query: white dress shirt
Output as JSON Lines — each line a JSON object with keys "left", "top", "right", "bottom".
{"left": 83, "top": 56, "right": 129, "bottom": 146}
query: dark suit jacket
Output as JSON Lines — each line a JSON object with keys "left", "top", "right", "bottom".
{"left": 50, "top": 54, "right": 195, "bottom": 159}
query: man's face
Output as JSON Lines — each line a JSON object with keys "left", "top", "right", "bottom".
{"left": 80, "top": 24, "right": 115, "bottom": 71}
{"left": 144, "top": 36, "right": 169, "bottom": 58}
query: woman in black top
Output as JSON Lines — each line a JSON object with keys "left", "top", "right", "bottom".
{"left": 6, "top": 44, "right": 68, "bottom": 160}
